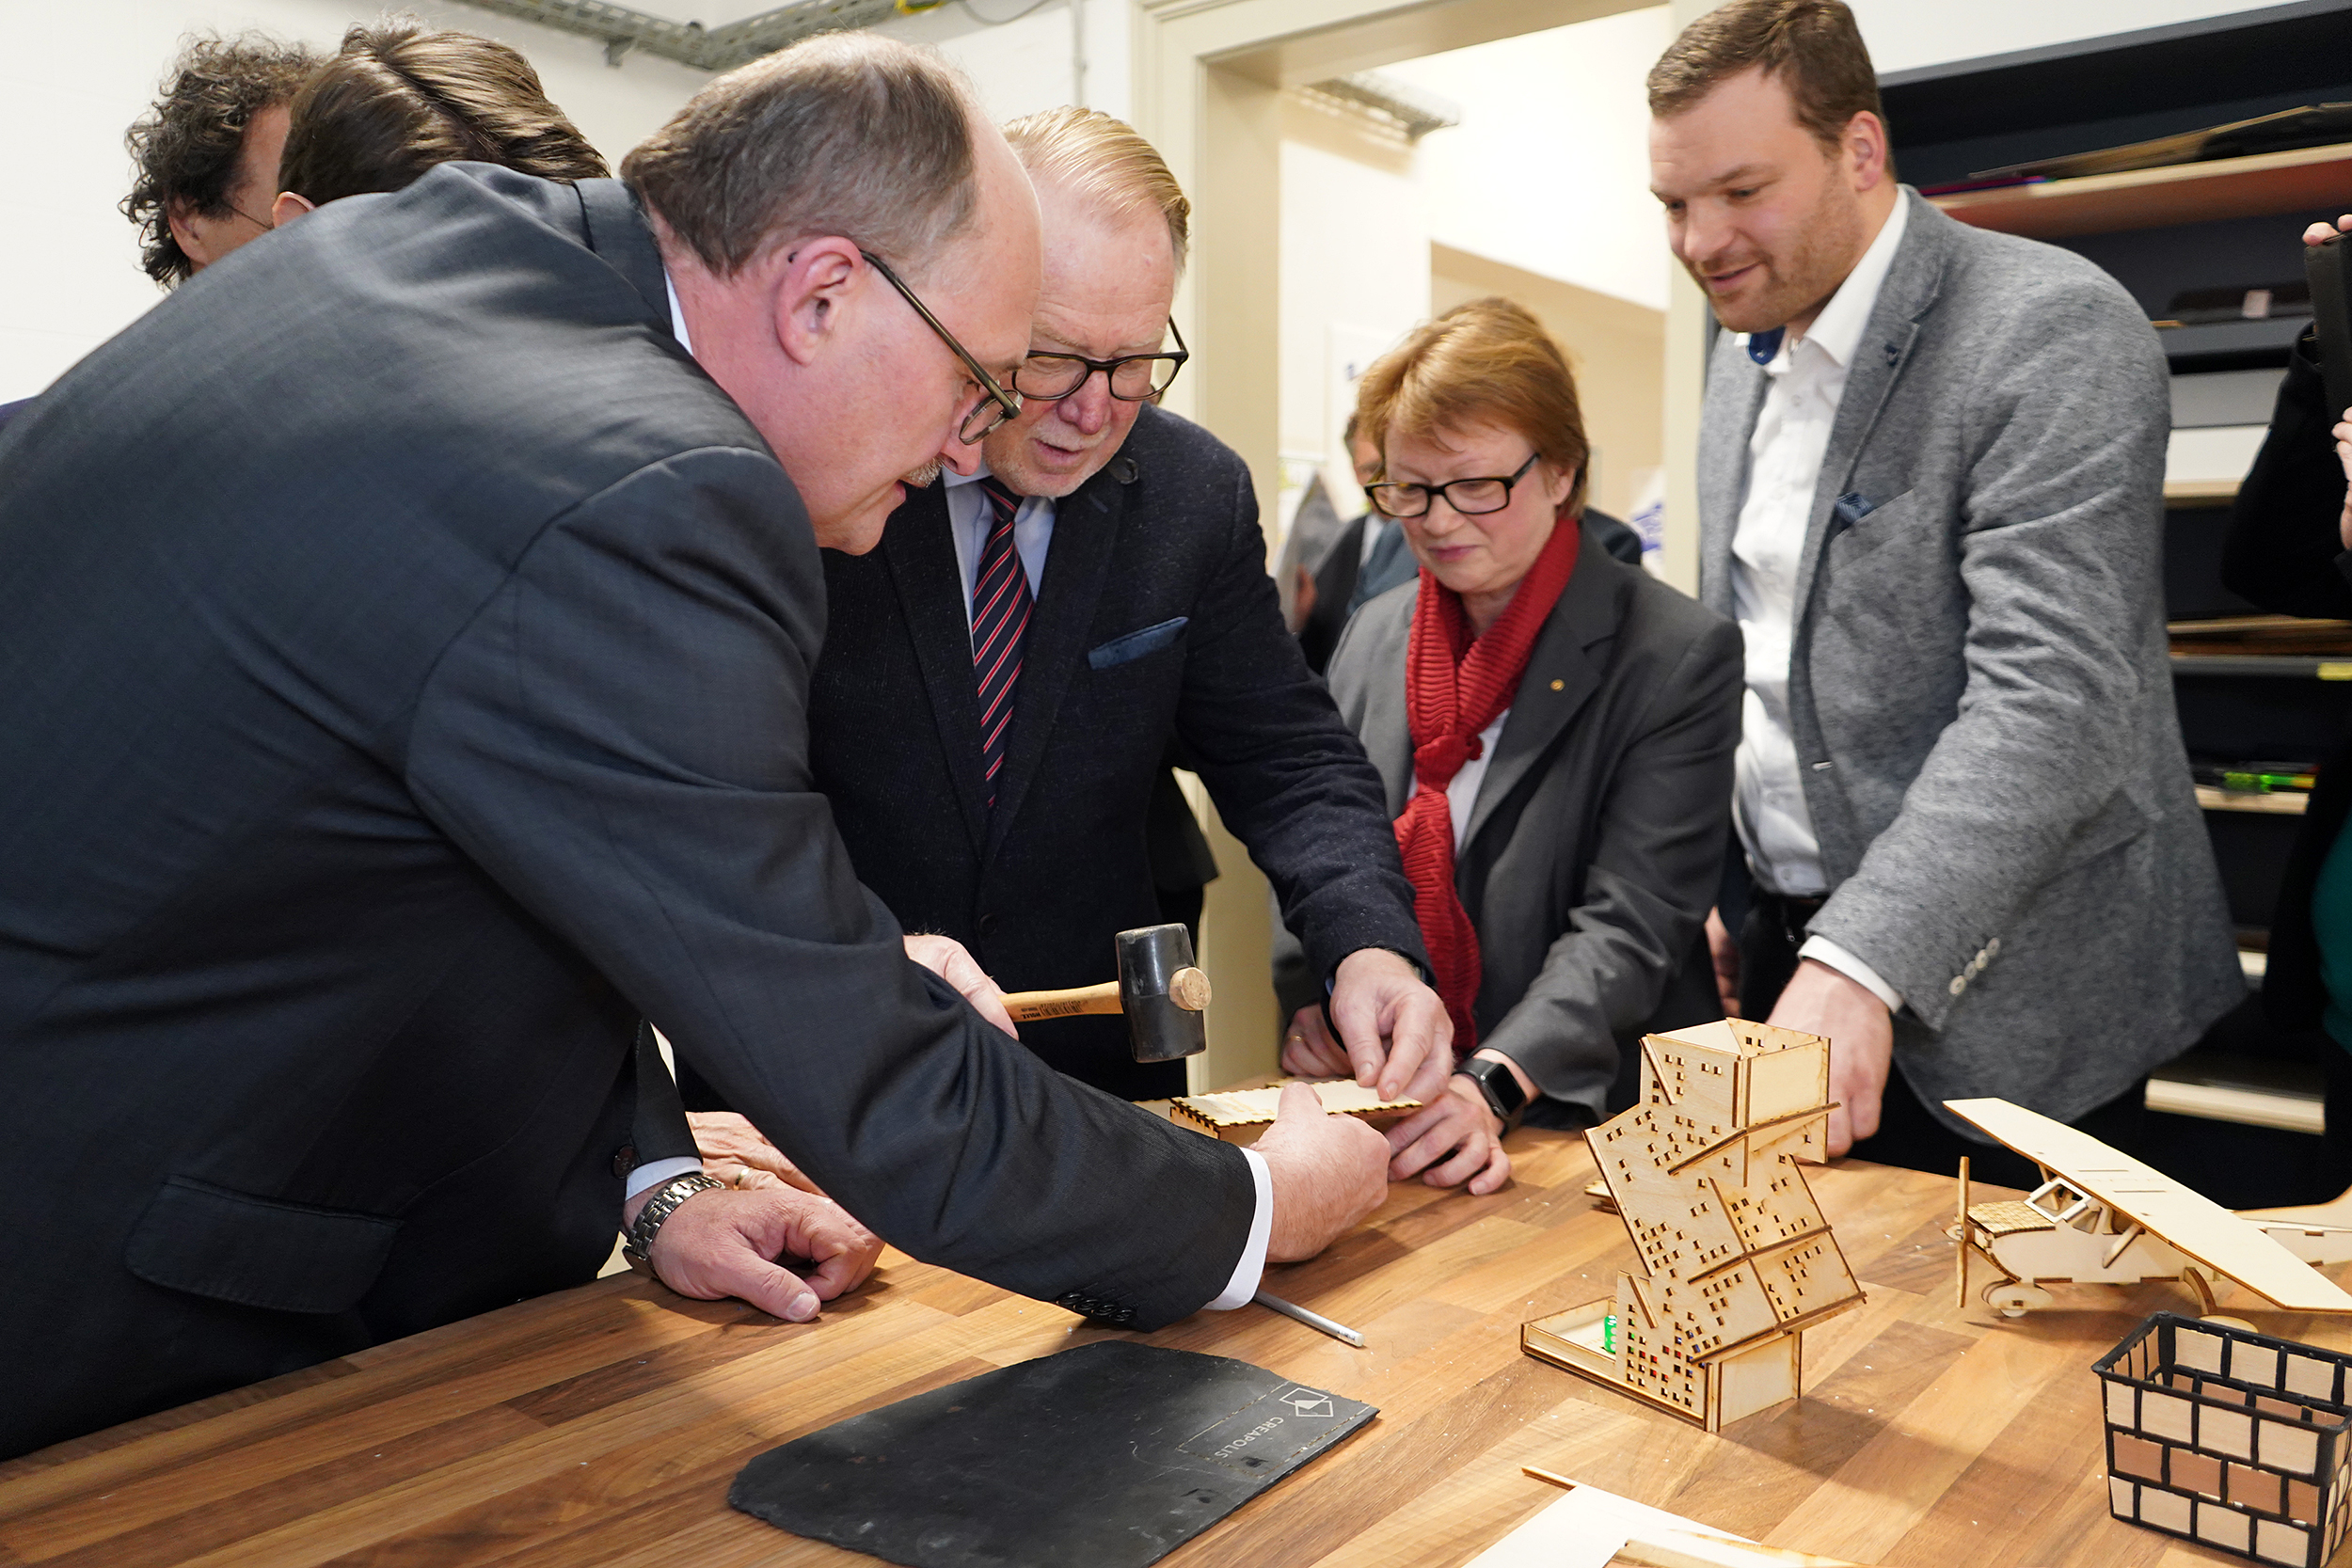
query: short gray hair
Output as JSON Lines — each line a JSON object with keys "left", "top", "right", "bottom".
{"left": 623, "top": 32, "right": 979, "bottom": 277}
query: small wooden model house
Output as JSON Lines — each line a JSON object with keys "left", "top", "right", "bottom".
{"left": 2098, "top": 1312, "right": 2352, "bottom": 1566}
{"left": 1524, "top": 1020, "right": 1865, "bottom": 1432}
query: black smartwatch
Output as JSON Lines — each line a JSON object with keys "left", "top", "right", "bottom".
{"left": 1454, "top": 1054, "right": 1528, "bottom": 1132}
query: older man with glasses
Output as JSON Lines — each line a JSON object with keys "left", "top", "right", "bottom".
{"left": 780, "top": 106, "right": 1446, "bottom": 1132}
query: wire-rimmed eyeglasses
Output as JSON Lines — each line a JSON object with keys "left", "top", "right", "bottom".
{"left": 859, "top": 248, "right": 1023, "bottom": 444}
{"left": 1011, "top": 318, "right": 1190, "bottom": 403}
{"left": 1365, "top": 450, "right": 1542, "bottom": 518}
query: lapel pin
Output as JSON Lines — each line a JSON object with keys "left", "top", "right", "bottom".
{"left": 1550, "top": 679, "right": 1565, "bottom": 691}
{"left": 1883, "top": 342, "right": 1900, "bottom": 366}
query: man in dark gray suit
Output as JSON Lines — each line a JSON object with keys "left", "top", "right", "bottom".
{"left": 807, "top": 107, "right": 1449, "bottom": 1110}
{"left": 1651, "top": 1, "right": 2241, "bottom": 1180}
{"left": 0, "top": 35, "right": 1384, "bottom": 1462}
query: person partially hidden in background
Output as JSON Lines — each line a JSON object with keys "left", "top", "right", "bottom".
{"left": 1281, "top": 298, "right": 1742, "bottom": 1194}
{"left": 1296, "top": 417, "right": 1416, "bottom": 675}
{"left": 124, "top": 30, "right": 318, "bottom": 285}
{"left": 2220, "top": 212, "right": 2352, "bottom": 1161}
{"left": 1656, "top": 0, "right": 2240, "bottom": 1185}
{"left": 266, "top": 21, "right": 609, "bottom": 227}
{"left": 0, "top": 32, "right": 316, "bottom": 434}
{"left": 801, "top": 107, "right": 1448, "bottom": 1107}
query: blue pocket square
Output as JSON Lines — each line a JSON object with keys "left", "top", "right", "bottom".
{"left": 1832, "top": 492, "right": 1877, "bottom": 527}
{"left": 1088, "top": 616, "right": 1188, "bottom": 670}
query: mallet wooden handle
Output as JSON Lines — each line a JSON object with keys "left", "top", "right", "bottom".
{"left": 1000, "top": 981, "right": 1123, "bottom": 1022}
{"left": 999, "top": 967, "right": 1213, "bottom": 1023}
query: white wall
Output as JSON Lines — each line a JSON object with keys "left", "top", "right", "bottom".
{"left": 871, "top": 0, "right": 1129, "bottom": 125}
{"left": 2, "top": 0, "right": 707, "bottom": 403}
{"left": 1382, "top": 6, "right": 1674, "bottom": 313}
{"left": 1277, "top": 93, "right": 1431, "bottom": 517}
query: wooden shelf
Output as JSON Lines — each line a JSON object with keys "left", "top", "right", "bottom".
{"left": 1933, "top": 141, "right": 2352, "bottom": 240}
{"left": 2172, "top": 654, "right": 2352, "bottom": 678}
{"left": 2196, "top": 784, "right": 2309, "bottom": 815}
{"left": 2165, "top": 477, "right": 2240, "bottom": 506}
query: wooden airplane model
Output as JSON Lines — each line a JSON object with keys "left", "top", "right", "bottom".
{"left": 1945, "top": 1098, "right": 2352, "bottom": 1318}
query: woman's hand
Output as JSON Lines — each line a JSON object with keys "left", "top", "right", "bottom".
{"left": 2299, "top": 216, "right": 2352, "bottom": 550}
{"left": 2331, "top": 410, "right": 2352, "bottom": 553}
{"left": 1381, "top": 1072, "right": 1511, "bottom": 1195}
{"left": 1279, "top": 1005, "right": 1353, "bottom": 1079}
{"left": 691, "top": 1110, "right": 826, "bottom": 1196}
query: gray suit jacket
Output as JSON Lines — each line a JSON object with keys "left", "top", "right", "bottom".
{"left": 1698, "top": 188, "right": 2244, "bottom": 1126}
{"left": 1327, "top": 534, "right": 1743, "bottom": 1120}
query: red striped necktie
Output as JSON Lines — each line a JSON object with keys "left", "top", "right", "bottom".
{"left": 971, "top": 475, "right": 1035, "bottom": 808}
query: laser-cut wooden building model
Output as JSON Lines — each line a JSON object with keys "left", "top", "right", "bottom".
{"left": 2097, "top": 1312, "right": 2352, "bottom": 1566}
{"left": 1523, "top": 1020, "right": 1865, "bottom": 1432}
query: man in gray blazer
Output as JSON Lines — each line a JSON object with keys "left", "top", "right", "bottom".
{"left": 1649, "top": 1, "right": 2241, "bottom": 1178}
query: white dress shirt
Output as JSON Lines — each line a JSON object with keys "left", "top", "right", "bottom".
{"left": 943, "top": 463, "right": 1053, "bottom": 613}
{"left": 1729, "top": 197, "right": 1909, "bottom": 1014}
{"left": 1406, "top": 710, "right": 1507, "bottom": 850}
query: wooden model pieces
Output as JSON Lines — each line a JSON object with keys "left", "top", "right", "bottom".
{"left": 1468, "top": 1467, "right": 1873, "bottom": 1568}
{"left": 1524, "top": 1020, "right": 1865, "bottom": 1432}
{"left": 1168, "top": 1081, "right": 1421, "bottom": 1145}
{"left": 2098, "top": 1312, "right": 2352, "bottom": 1567}
{"left": 1945, "top": 1098, "right": 2352, "bottom": 1317}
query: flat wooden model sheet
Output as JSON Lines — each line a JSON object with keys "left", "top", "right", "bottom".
{"left": 1171, "top": 1081, "right": 1421, "bottom": 1132}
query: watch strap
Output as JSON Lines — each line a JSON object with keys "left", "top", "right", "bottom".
{"left": 1455, "top": 1056, "right": 1527, "bottom": 1133}
{"left": 623, "top": 1171, "right": 725, "bottom": 1269}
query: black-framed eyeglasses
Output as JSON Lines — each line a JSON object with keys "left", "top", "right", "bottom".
{"left": 859, "top": 248, "right": 1023, "bottom": 444}
{"left": 1011, "top": 318, "right": 1190, "bottom": 403}
{"left": 1366, "top": 451, "right": 1542, "bottom": 518}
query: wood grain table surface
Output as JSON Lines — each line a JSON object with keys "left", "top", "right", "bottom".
{"left": 6, "top": 1123, "right": 2345, "bottom": 1568}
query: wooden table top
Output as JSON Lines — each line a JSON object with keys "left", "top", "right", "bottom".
{"left": 5, "top": 1125, "right": 2343, "bottom": 1568}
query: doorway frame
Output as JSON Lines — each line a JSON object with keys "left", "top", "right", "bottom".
{"left": 1125, "top": 0, "right": 1707, "bottom": 1087}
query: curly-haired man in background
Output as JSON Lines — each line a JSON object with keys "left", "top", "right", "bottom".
{"left": 122, "top": 32, "right": 319, "bottom": 287}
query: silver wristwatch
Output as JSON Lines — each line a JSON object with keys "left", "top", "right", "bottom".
{"left": 622, "top": 1171, "right": 725, "bottom": 1272}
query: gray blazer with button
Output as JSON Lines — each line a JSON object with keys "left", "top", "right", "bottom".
{"left": 1325, "top": 533, "right": 1744, "bottom": 1121}
{"left": 1698, "top": 188, "right": 2244, "bottom": 1128}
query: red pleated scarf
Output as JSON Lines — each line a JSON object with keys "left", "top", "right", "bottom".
{"left": 1398, "top": 513, "right": 1581, "bottom": 1054}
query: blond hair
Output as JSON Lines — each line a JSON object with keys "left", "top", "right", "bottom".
{"left": 1354, "top": 297, "right": 1590, "bottom": 516}
{"left": 1001, "top": 106, "right": 1190, "bottom": 275}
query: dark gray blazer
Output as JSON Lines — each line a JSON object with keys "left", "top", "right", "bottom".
{"left": 0, "top": 166, "right": 1252, "bottom": 1460}
{"left": 1697, "top": 189, "right": 2245, "bottom": 1126}
{"left": 812, "top": 408, "right": 1428, "bottom": 1101}
{"left": 1326, "top": 533, "right": 1743, "bottom": 1120}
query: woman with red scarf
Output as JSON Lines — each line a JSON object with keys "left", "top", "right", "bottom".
{"left": 1281, "top": 298, "right": 1742, "bottom": 1193}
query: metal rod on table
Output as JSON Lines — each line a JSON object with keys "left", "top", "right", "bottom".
{"left": 1253, "top": 1289, "right": 1365, "bottom": 1347}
